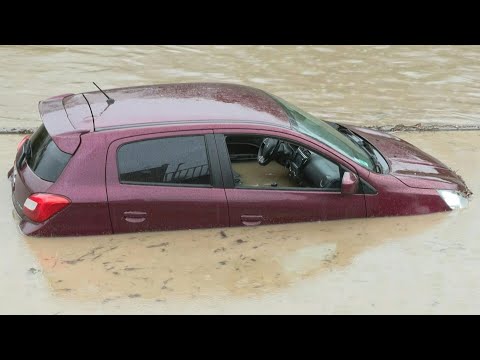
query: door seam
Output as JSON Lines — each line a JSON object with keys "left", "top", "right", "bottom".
{"left": 213, "top": 133, "right": 231, "bottom": 227}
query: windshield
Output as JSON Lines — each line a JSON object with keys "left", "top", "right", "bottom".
{"left": 270, "top": 95, "right": 375, "bottom": 171}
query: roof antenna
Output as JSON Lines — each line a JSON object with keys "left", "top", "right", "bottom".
{"left": 93, "top": 82, "right": 115, "bottom": 105}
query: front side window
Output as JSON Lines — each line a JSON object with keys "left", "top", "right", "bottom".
{"left": 118, "top": 135, "right": 211, "bottom": 186}
{"left": 226, "top": 134, "right": 343, "bottom": 191}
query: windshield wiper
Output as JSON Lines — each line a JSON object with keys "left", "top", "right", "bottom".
{"left": 336, "top": 124, "right": 382, "bottom": 173}
{"left": 360, "top": 140, "right": 382, "bottom": 173}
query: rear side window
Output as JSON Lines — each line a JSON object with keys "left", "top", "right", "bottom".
{"left": 117, "top": 135, "right": 211, "bottom": 186}
{"left": 27, "top": 125, "right": 72, "bottom": 182}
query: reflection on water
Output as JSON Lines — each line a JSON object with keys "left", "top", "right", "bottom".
{"left": 24, "top": 212, "right": 447, "bottom": 303}
{"left": 1, "top": 45, "right": 480, "bottom": 130}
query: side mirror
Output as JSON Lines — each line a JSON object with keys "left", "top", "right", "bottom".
{"left": 341, "top": 172, "right": 359, "bottom": 194}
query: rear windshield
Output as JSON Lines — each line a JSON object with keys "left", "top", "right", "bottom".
{"left": 27, "top": 124, "right": 72, "bottom": 182}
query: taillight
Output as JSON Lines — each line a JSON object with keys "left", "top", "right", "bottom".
{"left": 17, "top": 135, "right": 30, "bottom": 152}
{"left": 23, "top": 193, "right": 71, "bottom": 223}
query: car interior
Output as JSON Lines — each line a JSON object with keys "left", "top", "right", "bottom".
{"left": 225, "top": 135, "right": 343, "bottom": 190}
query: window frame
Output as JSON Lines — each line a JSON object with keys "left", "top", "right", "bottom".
{"left": 214, "top": 130, "right": 365, "bottom": 193}
{"left": 115, "top": 133, "right": 219, "bottom": 189}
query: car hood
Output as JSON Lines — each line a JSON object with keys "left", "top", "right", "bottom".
{"left": 342, "top": 125, "right": 469, "bottom": 193}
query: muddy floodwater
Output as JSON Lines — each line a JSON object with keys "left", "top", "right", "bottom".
{"left": 1, "top": 45, "right": 480, "bottom": 130}
{"left": 0, "top": 131, "right": 479, "bottom": 314}
{"left": 0, "top": 45, "right": 480, "bottom": 314}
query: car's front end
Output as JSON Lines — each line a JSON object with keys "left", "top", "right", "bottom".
{"left": 269, "top": 92, "right": 471, "bottom": 216}
{"left": 343, "top": 125, "right": 471, "bottom": 215}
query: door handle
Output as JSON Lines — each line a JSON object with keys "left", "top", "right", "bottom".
{"left": 123, "top": 211, "right": 147, "bottom": 223}
{"left": 241, "top": 215, "right": 263, "bottom": 226}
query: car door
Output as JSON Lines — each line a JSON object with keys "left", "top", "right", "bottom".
{"left": 106, "top": 130, "right": 229, "bottom": 234}
{"left": 214, "top": 129, "right": 367, "bottom": 227}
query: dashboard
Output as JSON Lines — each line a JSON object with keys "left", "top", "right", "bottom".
{"left": 226, "top": 135, "right": 343, "bottom": 190}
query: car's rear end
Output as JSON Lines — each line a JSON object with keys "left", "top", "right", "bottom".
{"left": 8, "top": 124, "right": 73, "bottom": 225}
{"left": 8, "top": 93, "right": 111, "bottom": 236}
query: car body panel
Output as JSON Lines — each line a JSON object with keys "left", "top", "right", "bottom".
{"left": 11, "top": 158, "right": 52, "bottom": 212}
{"left": 105, "top": 129, "right": 229, "bottom": 234}
{"left": 363, "top": 171, "right": 450, "bottom": 217}
{"left": 346, "top": 125, "right": 468, "bottom": 192}
{"left": 38, "top": 94, "right": 87, "bottom": 154}
{"left": 213, "top": 128, "right": 367, "bottom": 225}
{"left": 14, "top": 131, "right": 112, "bottom": 236}
{"left": 41, "top": 83, "right": 291, "bottom": 154}
{"left": 62, "top": 82, "right": 290, "bottom": 130}
{"left": 225, "top": 189, "right": 366, "bottom": 226}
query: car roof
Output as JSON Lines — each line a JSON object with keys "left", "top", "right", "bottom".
{"left": 62, "top": 83, "right": 291, "bottom": 132}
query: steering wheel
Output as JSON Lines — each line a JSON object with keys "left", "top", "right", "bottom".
{"left": 319, "top": 176, "right": 333, "bottom": 189}
{"left": 257, "top": 138, "right": 280, "bottom": 166}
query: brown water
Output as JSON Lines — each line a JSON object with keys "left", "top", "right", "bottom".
{"left": 1, "top": 45, "right": 480, "bottom": 130}
{"left": 1, "top": 45, "right": 480, "bottom": 314}
{"left": 0, "top": 132, "right": 479, "bottom": 314}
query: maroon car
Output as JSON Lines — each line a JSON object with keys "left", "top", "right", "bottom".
{"left": 8, "top": 83, "right": 470, "bottom": 237}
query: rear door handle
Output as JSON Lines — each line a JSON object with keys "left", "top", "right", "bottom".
{"left": 241, "top": 215, "right": 263, "bottom": 226}
{"left": 123, "top": 211, "right": 147, "bottom": 223}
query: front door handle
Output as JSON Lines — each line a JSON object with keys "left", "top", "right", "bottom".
{"left": 241, "top": 215, "right": 263, "bottom": 226}
{"left": 123, "top": 211, "right": 147, "bottom": 223}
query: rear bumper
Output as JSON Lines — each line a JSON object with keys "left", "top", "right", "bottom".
{"left": 12, "top": 192, "right": 25, "bottom": 219}
{"left": 10, "top": 191, "right": 43, "bottom": 236}
{"left": 8, "top": 165, "right": 31, "bottom": 234}
{"left": 8, "top": 165, "right": 24, "bottom": 218}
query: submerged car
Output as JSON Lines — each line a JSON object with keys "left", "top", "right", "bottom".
{"left": 8, "top": 83, "right": 470, "bottom": 237}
